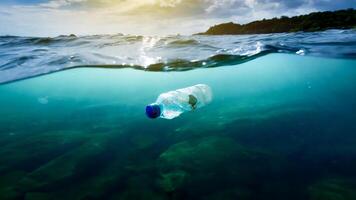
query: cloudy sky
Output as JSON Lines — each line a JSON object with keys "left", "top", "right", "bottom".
{"left": 0, "top": 0, "right": 355, "bottom": 36}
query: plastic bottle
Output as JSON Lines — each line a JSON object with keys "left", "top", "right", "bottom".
{"left": 146, "top": 84, "right": 212, "bottom": 119}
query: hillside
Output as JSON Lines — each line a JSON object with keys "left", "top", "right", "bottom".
{"left": 198, "top": 9, "right": 356, "bottom": 35}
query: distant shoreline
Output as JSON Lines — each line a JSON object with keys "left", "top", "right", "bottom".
{"left": 197, "top": 9, "right": 356, "bottom": 35}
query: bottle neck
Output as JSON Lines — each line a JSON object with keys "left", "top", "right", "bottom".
{"left": 146, "top": 103, "right": 161, "bottom": 119}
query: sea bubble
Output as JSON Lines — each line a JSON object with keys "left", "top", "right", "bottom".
{"left": 38, "top": 96, "right": 49, "bottom": 105}
{"left": 296, "top": 49, "right": 306, "bottom": 55}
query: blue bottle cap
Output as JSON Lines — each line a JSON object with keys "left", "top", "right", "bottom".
{"left": 146, "top": 104, "right": 161, "bottom": 119}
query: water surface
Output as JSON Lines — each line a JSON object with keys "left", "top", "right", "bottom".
{"left": 1, "top": 29, "right": 355, "bottom": 84}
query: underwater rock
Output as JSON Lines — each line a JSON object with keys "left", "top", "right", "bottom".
{"left": 18, "top": 132, "right": 113, "bottom": 192}
{"left": 51, "top": 159, "right": 127, "bottom": 200}
{"left": 130, "top": 132, "right": 159, "bottom": 150}
{"left": 0, "top": 187, "right": 20, "bottom": 200}
{"left": 201, "top": 188, "right": 253, "bottom": 200}
{"left": 13, "top": 129, "right": 156, "bottom": 200}
{"left": 113, "top": 189, "right": 166, "bottom": 200}
{"left": 158, "top": 170, "right": 188, "bottom": 192}
{"left": 0, "top": 171, "right": 26, "bottom": 199}
{"left": 157, "top": 136, "right": 273, "bottom": 194}
{"left": 309, "top": 178, "right": 356, "bottom": 200}
{"left": 158, "top": 136, "right": 236, "bottom": 173}
{"left": 0, "top": 131, "right": 89, "bottom": 174}
{"left": 157, "top": 136, "right": 237, "bottom": 192}
{"left": 22, "top": 157, "right": 130, "bottom": 200}
{"left": 25, "top": 192, "right": 51, "bottom": 200}
{"left": 113, "top": 175, "right": 167, "bottom": 200}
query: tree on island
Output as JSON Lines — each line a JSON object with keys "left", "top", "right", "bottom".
{"left": 198, "top": 9, "right": 356, "bottom": 35}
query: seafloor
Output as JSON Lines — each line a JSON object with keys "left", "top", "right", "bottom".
{"left": 0, "top": 54, "right": 355, "bottom": 200}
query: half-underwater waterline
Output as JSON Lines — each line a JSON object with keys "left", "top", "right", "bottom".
{"left": 0, "top": 30, "right": 356, "bottom": 200}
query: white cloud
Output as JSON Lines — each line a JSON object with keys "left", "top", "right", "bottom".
{"left": 158, "top": 0, "right": 183, "bottom": 7}
{"left": 0, "top": 0, "right": 354, "bottom": 36}
{"left": 40, "top": 0, "right": 88, "bottom": 8}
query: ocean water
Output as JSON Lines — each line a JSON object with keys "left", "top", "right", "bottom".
{"left": 0, "top": 30, "right": 356, "bottom": 200}
{"left": 1, "top": 29, "right": 355, "bottom": 84}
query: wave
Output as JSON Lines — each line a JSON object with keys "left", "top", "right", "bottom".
{"left": 76, "top": 52, "right": 271, "bottom": 72}
{"left": 167, "top": 39, "right": 200, "bottom": 46}
{"left": 0, "top": 35, "right": 78, "bottom": 47}
{"left": 0, "top": 29, "right": 355, "bottom": 84}
{"left": 0, "top": 52, "right": 273, "bottom": 85}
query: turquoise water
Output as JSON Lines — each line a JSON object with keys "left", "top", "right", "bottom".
{"left": 0, "top": 53, "right": 356, "bottom": 199}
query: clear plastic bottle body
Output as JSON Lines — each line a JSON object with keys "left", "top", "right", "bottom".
{"left": 155, "top": 84, "right": 212, "bottom": 119}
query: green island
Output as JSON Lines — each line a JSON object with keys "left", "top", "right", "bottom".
{"left": 198, "top": 9, "right": 356, "bottom": 35}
